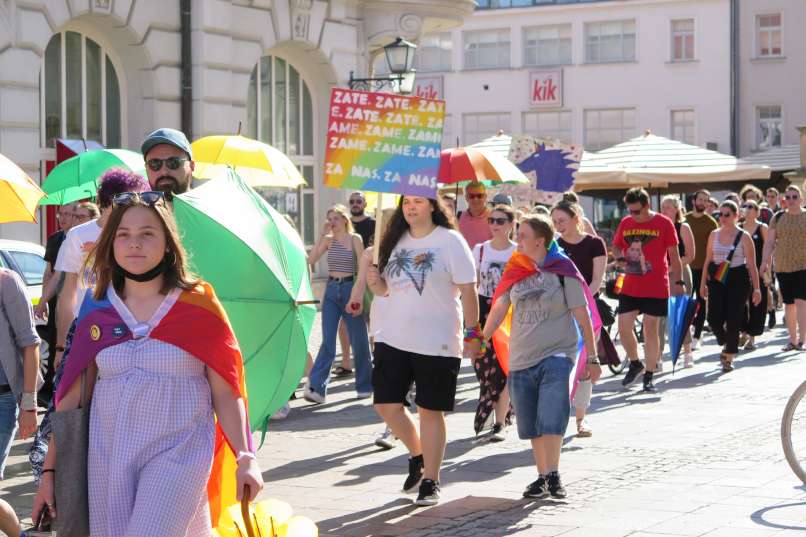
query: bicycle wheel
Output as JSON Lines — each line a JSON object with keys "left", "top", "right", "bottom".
{"left": 608, "top": 356, "right": 630, "bottom": 375}
{"left": 781, "top": 380, "right": 806, "bottom": 484}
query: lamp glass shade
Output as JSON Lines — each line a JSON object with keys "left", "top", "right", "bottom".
{"left": 384, "top": 37, "right": 417, "bottom": 74}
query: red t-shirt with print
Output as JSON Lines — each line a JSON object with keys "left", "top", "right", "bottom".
{"left": 613, "top": 213, "right": 678, "bottom": 299}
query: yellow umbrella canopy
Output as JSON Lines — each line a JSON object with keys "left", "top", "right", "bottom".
{"left": 0, "top": 153, "right": 44, "bottom": 223}
{"left": 191, "top": 135, "right": 306, "bottom": 188}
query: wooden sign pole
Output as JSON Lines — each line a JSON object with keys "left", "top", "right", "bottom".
{"left": 373, "top": 192, "right": 384, "bottom": 266}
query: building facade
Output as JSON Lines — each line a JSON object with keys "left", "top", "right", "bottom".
{"left": 0, "top": 0, "right": 472, "bottom": 243}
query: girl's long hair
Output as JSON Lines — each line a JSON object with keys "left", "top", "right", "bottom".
{"left": 87, "top": 200, "right": 199, "bottom": 300}
{"left": 378, "top": 196, "right": 455, "bottom": 273}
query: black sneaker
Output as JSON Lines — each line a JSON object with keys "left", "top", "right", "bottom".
{"left": 488, "top": 423, "right": 506, "bottom": 442}
{"left": 621, "top": 360, "right": 645, "bottom": 386}
{"left": 768, "top": 310, "right": 776, "bottom": 329}
{"left": 403, "top": 454, "right": 424, "bottom": 492}
{"left": 642, "top": 371, "right": 657, "bottom": 393}
{"left": 546, "top": 472, "right": 566, "bottom": 499}
{"left": 523, "top": 476, "right": 549, "bottom": 499}
{"left": 414, "top": 479, "right": 440, "bottom": 506}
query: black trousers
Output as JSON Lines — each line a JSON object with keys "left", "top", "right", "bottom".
{"left": 707, "top": 265, "right": 750, "bottom": 354}
{"left": 691, "top": 268, "right": 707, "bottom": 339}
{"left": 743, "top": 280, "right": 767, "bottom": 337}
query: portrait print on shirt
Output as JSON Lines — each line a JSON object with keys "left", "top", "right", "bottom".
{"left": 480, "top": 261, "right": 506, "bottom": 297}
{"left": 387, "top": 247, "right": 438, "bottom": 296}
{"left": 622, "top": 233, "right": 656, "bottom": 275}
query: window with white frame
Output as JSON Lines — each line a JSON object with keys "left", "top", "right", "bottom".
{"left": 756, "top": 14, "right": 782, "bottom": 58}
{"left": 585, "top": 20, "right": 636, "bottom": 63}
{"left": 583, "top": 108, "right": 635, "bottom": 151}
{"left": 756, "top": 105, "right": 782, "bottom": 149}
{"left": 670, "top": 109, "right": 696, "bottom": 145}
{"left": 442, "top": 115, "right": 455, "bottom": 148}
{"left": 247, "top": 55, "right": 316, "bottom": 243}
{"left": 671, "top": 19, "right": 695, "bottom": 61}
{"left": 464, "top": 29, "right": 511, "bottom": 69}
{"left": 463, "top": 113, "right": 510, "bottom": 145}
{"left": 523, "top": 110, "right": 572, "bottom": 143}
{"left": 414, "top": 33, "right": 453, "bottom": 72}
{"left": 40, "top": 32, "right": 121, "bottom": 148}
{"left": 523, "top": 24, "right": 572, "bottom": 66}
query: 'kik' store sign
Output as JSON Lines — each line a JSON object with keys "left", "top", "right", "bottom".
{"left": 529, "top": 69, "right": 563, "bottom": 108}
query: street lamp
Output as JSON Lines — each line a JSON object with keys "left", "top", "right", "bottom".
{"left": 349, "top": 37, "right": 417, "bottom": 94}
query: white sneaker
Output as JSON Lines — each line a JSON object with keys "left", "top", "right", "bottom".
{"left": 356, "top": 391, "right": 373, "bottom": 400}
{"left": 303, "top": 384, "right": 325, "bottom": 404}
{"left": 375, "top": 427, "right": 396, "bottom": 450}
{"left": 270, "top": 402, "right": 291, "bottom": 420}
{"left": 691, "top": 337, "right": 700, "bottom": 351}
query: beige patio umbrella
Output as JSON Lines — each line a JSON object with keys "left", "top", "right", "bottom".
{"left": 574, "top": 130, "right": 771, "bottom": 190}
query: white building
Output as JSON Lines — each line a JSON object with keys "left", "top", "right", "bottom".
{"left": 0, "top": 0, "right": 472, "bottom": 244}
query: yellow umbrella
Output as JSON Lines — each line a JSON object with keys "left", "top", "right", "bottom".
{"left": 0, "top": 153, "right": 44, "bottom": 223}
{"left": 191, "top": 135, "right": 306, "bottom": 188}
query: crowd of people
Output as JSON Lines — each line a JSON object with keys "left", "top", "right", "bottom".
{"left": 302, "top": 179, "right": 805, "bottom": 506}
{"left": 1, "top": 132, "right": 805, "bottom": 532}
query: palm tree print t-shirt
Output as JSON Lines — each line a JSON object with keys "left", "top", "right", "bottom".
{"left": 376, "top": 226, "right": 476, "bottom": 358}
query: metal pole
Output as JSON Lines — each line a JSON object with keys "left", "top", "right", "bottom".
{"left": 180, "top": 0, "right": 193, "bottom": 137}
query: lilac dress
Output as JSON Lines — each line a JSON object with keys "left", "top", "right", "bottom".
{"left": 88, "top": 287, "right": 216, "bottom": 536}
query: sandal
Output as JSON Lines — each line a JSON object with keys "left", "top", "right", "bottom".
{"left": 782, "top": 342, "right": 800, "bottom": 352}
{"left": 332, "top": 366, "right": 354, "bottom": 377}
{"left": 721, "top": 354, "right": 734, "bottom": 373}
{"left": 576, "top": 420, "right": 593, "bottom": 438}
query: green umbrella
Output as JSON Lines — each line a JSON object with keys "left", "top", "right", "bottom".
{"left": 173, "top": 170, "right": 316, "bottom": 437}
{"left": 40, "top": 148, "right": 146, "bottom": 205}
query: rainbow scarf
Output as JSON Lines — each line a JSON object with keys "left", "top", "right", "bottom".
{"left": 55, "top": 282, "right": 251, "bottom": 528}
{"left": 490, "top": 241, "right": 602, "bottom": 400}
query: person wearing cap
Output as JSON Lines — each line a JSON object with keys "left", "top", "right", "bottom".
{"left": 141, "top": 128, "right": 195, "bottom": 198}
{"left": 458, "top": 182, "right": 493, "bottom": 249}
{"left": 491, "top": 193, "right": 513, "bottom": 207}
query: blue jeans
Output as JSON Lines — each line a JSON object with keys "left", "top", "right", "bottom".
{"left": 0, "top": 391, "right": 19, "bottom": 479}
{"left": 309, "top": 279, "right": 372, "bottom": 396}
{"left": 509, "top": 355, "right": 572, "bottom": 439}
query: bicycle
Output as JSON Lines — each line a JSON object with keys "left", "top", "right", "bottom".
{"left": 606, "top": 317, "right": 644, "bottom": 375}
{"left": 781, "top": 380, "right": 806, "bottom": 484}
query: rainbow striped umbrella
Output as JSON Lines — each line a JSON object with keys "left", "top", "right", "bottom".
{"left": 438, "top": 146, "right": 529, "bottom": 187}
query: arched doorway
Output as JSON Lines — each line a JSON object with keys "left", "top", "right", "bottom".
{"left": 246, "top": 54, "right": 316, "bottom": 244}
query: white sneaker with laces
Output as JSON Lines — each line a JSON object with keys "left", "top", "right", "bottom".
{"left": 270, "top": 402, "right": 291, "bottom": 420}
{"left": 374, "top": 427, "right": 396, "bottom": 450}
{"left": 303, "top": 384, "right": 325, "bottom": 404}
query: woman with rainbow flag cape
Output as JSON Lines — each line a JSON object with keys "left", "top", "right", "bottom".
{"left": 699, "top": 200, "right": 761, "bottom": 373}
{"left": 32, "top": 190, "right": 263, "bottom": 536}
{"left": 482, "top": 214, "right": 601, "bottom": 500}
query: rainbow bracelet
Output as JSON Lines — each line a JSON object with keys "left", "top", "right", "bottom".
{"left": 463, "top": 324, "right": 488, "bottom": 355}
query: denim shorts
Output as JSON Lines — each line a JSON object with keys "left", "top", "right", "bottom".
{"left": 509, "top": 355, "right": 573, "bottom": 439}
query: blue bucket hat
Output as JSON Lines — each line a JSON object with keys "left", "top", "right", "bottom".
{"left": 141, "top": 128, "right": 193, "bottom": 160}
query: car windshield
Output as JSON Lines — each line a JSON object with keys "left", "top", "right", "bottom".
{"left": 7, "top": 250, "right": 46, "bottom": 286}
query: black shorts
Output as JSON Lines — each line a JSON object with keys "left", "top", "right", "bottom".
{"left": 617, "top": 294, "right": 668, "bottom": 317}
{"left": 777, "top": 270, "right": 806, "bottom": 304}
{"left": 372, "top": 342, "right": 461, "bottom": 412}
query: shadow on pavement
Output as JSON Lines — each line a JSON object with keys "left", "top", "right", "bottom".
{"left": 317, "top": 495, "right": 551, "bottom": 537}
{"left": 750, "top": 499, "right": 806, "bottom": 531}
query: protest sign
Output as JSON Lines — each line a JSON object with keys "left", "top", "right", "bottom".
{"left": 324, "top": 88, "right": 445, "bottom": 198}
{"left": 508, "top": 135, "right": 583, "bottom": 205}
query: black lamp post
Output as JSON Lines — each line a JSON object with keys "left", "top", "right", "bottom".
{"left": 349, "top": 37, "right": 417, "bottom": 93}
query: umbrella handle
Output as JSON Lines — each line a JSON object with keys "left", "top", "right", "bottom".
{"left": 241, "top": 485, "right": 257, "bottom": 537}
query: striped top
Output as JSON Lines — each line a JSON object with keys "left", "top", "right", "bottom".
{"left": 712, "top": 231, "right": 746, "bottom": 267}
{"left": 327, "top": 236, "right": 355, "bottom": 273}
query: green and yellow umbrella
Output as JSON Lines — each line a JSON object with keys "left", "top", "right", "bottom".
{"left": 40, "top": 148, "right": 145, "bottom": 205}
{"left": 173, "top": 169, "right": 316, "bottom": 436}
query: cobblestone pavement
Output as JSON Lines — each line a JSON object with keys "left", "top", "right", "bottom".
{"left": 3, "top": 313, "right": 805, "bottom": 536}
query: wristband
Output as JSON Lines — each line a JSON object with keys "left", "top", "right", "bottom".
{"left": 236, "top": 450, "right": 256, "bottom": 464}
{"left": 586, "top": 358, "right": 601, "bottom": 365}
{"left": 42, "top": 469, "right": 55, "bottom": 475}
{"left": 20, "top": 392, "right": 37, "bottom": 412}
{"left": 55, "top": 346, "right": 65, "bottom": 352}
{"left": 463, "top": 324, "right": 488, "bottom": 355}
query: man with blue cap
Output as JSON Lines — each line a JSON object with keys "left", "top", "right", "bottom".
{"left": 141, "top": 128, "right": 195, "bottom": 198}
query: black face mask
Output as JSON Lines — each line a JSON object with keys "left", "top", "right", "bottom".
{"left": 114, "top": 256, "right": 168, "bottom": 282}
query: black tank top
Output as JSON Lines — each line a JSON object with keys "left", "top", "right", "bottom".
{"left": 742, "top": 222, "right": 764, "bottom": 268}
{"left": 674, "top": 221, "right": 685, "bottom": 257}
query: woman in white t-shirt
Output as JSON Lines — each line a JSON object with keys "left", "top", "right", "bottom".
{"left": 366, "top": 195, "right": 478, "bottom": 507}
{"left": 471, "top": 205, "right": 516, "bottom": 441}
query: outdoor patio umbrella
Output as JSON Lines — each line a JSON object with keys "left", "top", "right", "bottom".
{"left": 173, "top": 169, "right": 316, "bottom": 435}
{"left": 0, "top": 153, "right": 44, "bottom": 223}
{"left": 574, "top": 130, "right": 771, "bottom": 190}
{"left": 438, "top": 146, "right": 530, "bottom": 187}
{"left": 191, "top": 134, "right": 306, "bottom": 188}
{"left": 667, "top": 294, "right": 698, "bottom": 370}
{"left": 40, "top": 148, "right": 145, "bottom": 205}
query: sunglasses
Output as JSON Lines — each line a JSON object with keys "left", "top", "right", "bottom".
{"left": 785, "top": 194, "right": 800, "bottom": 200}
{"left": 146, "top": 157, "right": 188, "bottom": 172}
{"left": 487, "top": 217, "right": 510, "bottom": 225}
{"left": 741, "top": 204, "right": 756, "bottom": 210}
{"left": 349, "top": 199, "right": 364, "bottom": 205}
{"left": 112, "top": 191, "right": 166, "bottom": 207}
{"left": 719, "top": 211, "right": 734, "bottom": 218}
{"left": 467, "top": 193, "right": 485, "bottom": 200}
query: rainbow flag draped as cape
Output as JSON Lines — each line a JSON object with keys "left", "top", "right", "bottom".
{"left": 490, "top": 242, "right": 602, "bottom": 400}
{"left": 55, "top": 282, "right": 252, "bottom": 528}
